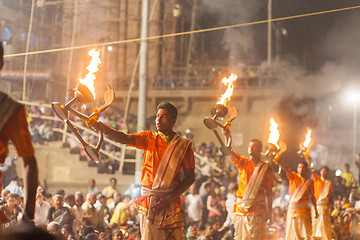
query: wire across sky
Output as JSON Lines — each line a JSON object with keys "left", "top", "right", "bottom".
{"left": 4, "top": 5, "right": 360, "bottom": 58}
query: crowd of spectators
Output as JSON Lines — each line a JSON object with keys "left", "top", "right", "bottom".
{"left": 2, "top": 139, "right": 360, "bottom": 239}
{"left": 7, "top": 106, "right": 360, "bottom": 239}
{"left": 190, "top": 142, "right": 360, "bottom": 240}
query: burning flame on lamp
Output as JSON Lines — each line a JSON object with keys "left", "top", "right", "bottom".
{"left": 78, "top": 49, "right": 101, "bottom": 100}
{"left": 268, "top": 118, "right": 280, "bottom": 149}
{"left": 303, "top": 129, "right": 312, "bottom": 148}
{"left": 217, "top": 73, "right": 237, "bottom": 106}
{"left": 313, "top": 229, "right": 322, "bottom": 239}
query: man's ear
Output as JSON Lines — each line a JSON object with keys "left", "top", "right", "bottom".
{"left": 171, "top": 118, "right": 177, "bottom": 128}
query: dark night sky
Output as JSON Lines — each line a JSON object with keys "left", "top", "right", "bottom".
{"left": 191, "top": 0, "right": 360, "bottom": 170}
{"left": 195, "top": 0, "right": 360, "bottom": 72}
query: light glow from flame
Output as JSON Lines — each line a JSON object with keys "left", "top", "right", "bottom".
{"left": 78, "top": 49, "right": 101, "bottom": 99}
{"left": 268, "top": 118, "right": 280, "bottom": 148}
{"left": 314, "top": 229, "right": 322, "bottom": 238}
{"left": 303, "top": 129, "right": 312, "bottom": 148}
{"left": 217, "top": 73, "right": 237, "bottom": 106}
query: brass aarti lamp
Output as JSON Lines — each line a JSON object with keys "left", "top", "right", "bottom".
{"left": 52, "top": 49, "right": 115, "bottom": 162}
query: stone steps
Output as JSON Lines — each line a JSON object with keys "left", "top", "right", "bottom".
{"left": 8, "top": 141, "right": 136, "bottom": 195}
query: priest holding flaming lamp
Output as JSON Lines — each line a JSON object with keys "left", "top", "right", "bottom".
{"left": 302, "top": 129, "right": 333, "bottom": 240}
{"left": 222, "top": 125, "right": 274, "bottom": 240}
{"left": 274, "top": 126, "right": 318, "bottom": 240}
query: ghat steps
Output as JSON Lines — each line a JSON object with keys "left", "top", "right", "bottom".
{"left": 9, "top": 141, "right": 135, "bottom": 195}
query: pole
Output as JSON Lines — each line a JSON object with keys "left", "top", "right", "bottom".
{"left": 135, "top": 0, "right": 149, "bottom": 184}
{"left": 267, "top": 0, "right": 272, "bottom": 65}
{"left": 22, "top": 0, "right": 35, "bottom": 101}
{"left": 186, "top": 0, "right": 197, "bottom": 66}
{"left": 353, "top": 102, "right": 357, "bottom": 162}
{"left": 62, "top": 0, "right": 79, "bottom": 144}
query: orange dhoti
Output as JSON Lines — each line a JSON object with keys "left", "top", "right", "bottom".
{"left": 234, "top": 211, "right": 267, "bottom": 240}
{"left": 285, "top": 210, "right": 312, "bottom": 240}
{"left": 311, "top": 205, "right": 332, "bottom": 240}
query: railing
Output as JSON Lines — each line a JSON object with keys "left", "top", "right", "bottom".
{"left": 23, "top": 101, "right": 223, "bottom": 176}
{"left": 23, "top": 101, "right": 136, "bottom": 174}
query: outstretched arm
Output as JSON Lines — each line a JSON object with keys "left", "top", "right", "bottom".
{"left": 22, "top": 156, "right": 38, "bottom": 220}
{"left": 93, "top": 122, "right": 135, "bottom": 145}
{"left": 276, "top": 159, "right": 291, "bottom": 174}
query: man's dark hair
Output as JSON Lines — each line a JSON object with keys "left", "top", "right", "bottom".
{"left": 157, "top": 102, "right": 178, "bottom": 120}
{"left": 44, "top": 192, "right": 52, "bottom": 199}
{"left": 0, "top": 222, "right": 56, "bottom": 240}
{"left": 82, "top": 226, "right": 95, "bottom": 237}
{"left": 97, "top": 194, "right": 106, "bottom": 201}
{"left": 321, "top": 166, "right": 330, "bottom": 172}
{"left": 7, "top": 193, "right": 18, "bottom": 200}
{"left": 299, "top": 161, "right": 308, "bottom": 169}
{"left": 120, "top": 194, "right": 131, "bottom": 202}
{"left": 110, "top": 177, "right": 117, "bottom": 183}
{"left": 56, "top": 189, "right": 65, "bottom": 196}
{"left": 11, "top": 175, "right": 19, "bottom": 181}
{"left": 64, "top": 194, "right": 75, "bottom": 202}
{"left": 250, "top": 139, "right": 263, "bottom": 150}
{"left": 0, "top": 43, "right": 3, "bottom": 60}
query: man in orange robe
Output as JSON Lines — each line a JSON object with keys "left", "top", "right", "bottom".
{"left": 307, "top": 159, "right": 333, "bottom": 240}
{"left": 94, "top": 102, "right": 195, "bottom": 240}
{"left": 0, "top": 43, "right": 39, "bottom": 223}
{"left": 222, "top": 128, "right": 274, "bottom": 240}
{"left": 277, "top": 160, "right": 318, "bottom": 240}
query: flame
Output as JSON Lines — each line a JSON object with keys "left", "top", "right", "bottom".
{"left": 314, "top": 229, "right": 322, "bottom": 238}
{"left": 268, "top": 118, "right": 280, "bottom": 148}
{"left": 78, "top": 49, "right": 101, "bottom": 99}
{"left": 217, "top": 73, "right": 237, "bottom": 105}
{"left": 303, "top": 129, "right": 312, "bottom": 148}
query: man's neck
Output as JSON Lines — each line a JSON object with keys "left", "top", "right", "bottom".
{"left": 250, "top": 156, "right": 260, "bottom": 165}
{"left": 300, "top": 173, "right": 307, "bottom": 178}
{"left": 160, "top": 130, "right": 175, "bottom": 137}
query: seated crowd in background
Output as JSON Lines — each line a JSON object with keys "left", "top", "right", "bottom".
{"left": 3, "top": 134, "right": 360, "bottom": 239}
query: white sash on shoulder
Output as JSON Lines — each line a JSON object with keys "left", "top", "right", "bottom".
{"left": 237, "top": 162, "right": 268, "bottom": 212}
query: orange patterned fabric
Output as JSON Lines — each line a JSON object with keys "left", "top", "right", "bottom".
{"left": 0, "top": 107, "right": 34, "bottom": 164}
{"left": 129, "top": 131, "right": 194, "bottom": 215}
{"left": 312, "top": 172, "right": 333, "bottom": 201}
{"left": 287, "top": 171, "right": 314, "bottom": 215}
{"left": 231, "top": 152, "right": 274, "bottom": 214}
